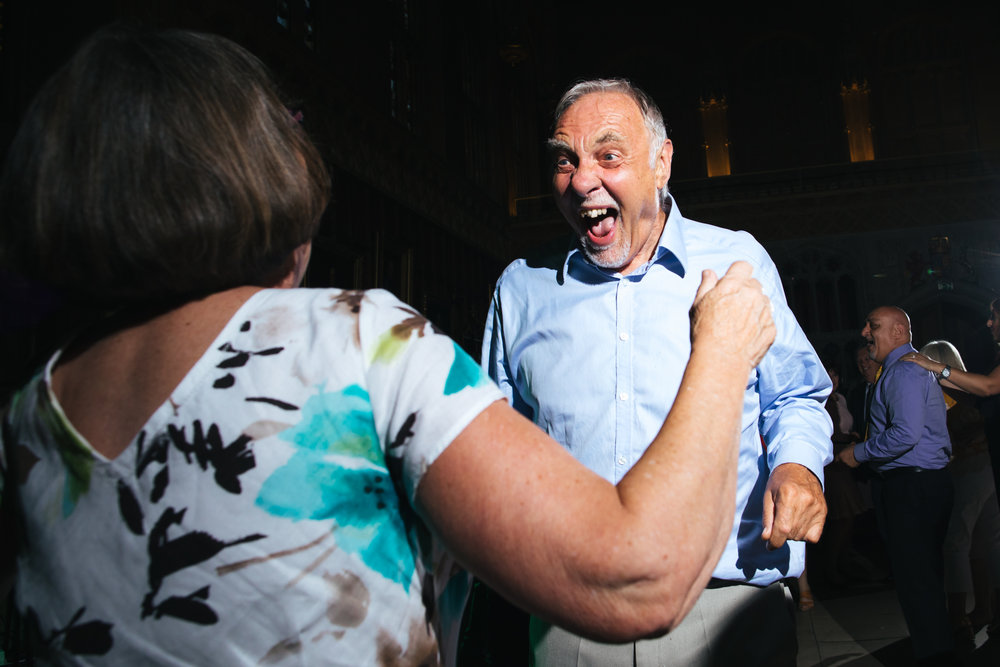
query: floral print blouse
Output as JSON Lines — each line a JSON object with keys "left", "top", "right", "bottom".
{"left": 0, "top": 288, "right": 502, "bottom": 666}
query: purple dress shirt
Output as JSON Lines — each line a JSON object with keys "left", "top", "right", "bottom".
{"left": 853, "top": 342, "right": 952, "bottom": 471}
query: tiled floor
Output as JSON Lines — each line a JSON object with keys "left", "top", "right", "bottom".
{"left": 795, "top": 583, "right": 999, "bottom": 666}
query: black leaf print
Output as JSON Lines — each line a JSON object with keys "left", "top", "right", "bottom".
{"left": 218, "top": 351, "right": 251, "bottom": 369}
{"left": 213, "top": 374, "right": 235, "bottom": 389}
{"left": 147, "top": 508, "right": 265, "bottom": 584}
{"left": 62, "top": 620, "right": 114, "bottom": 655}
{"left": 65, "top": 606, "right": 86, "bottom": 627}
{"left": 245, "top": 396, "right": 299, "bottom": 411}
{"left": 212, "top": 342, "right": 284, "bottom": 389}
{"left": 212, "top": 438, "right": 255, "bottom": 493}
{"left": 142, "top": 507, "right": 265, "bottom": 623}
{"left": 135, "top": 430, "right": 170, "bottom": 478}
{"left": 388, "top": 413, "right": 417, "bottom": 454}
{"left": 36, "top": 606, "right": 114, "bottom": 656}
{"left": 151, "top": 467, "right": 169, "bottom": 503}
{"left": 150, "top": 593, "right": 218, "bottom": 625}
{"left": 117, "top": 480, "right": 145, "bottom": 536}
{"left": 151, "top": 528, "right": 266, "bottom": 583}
{"left": 166, "top": 421, "right": 256, "bottom": 494}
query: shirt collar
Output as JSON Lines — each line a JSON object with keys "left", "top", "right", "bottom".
{"left": 562, "top": 194, "right": 687, "bottom": 282}
{"left": 883, "top": 341, "right": 917, "bottom": 368}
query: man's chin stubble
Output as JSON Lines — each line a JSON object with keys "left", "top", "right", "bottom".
{"left": 582, "top": 238, "right": 630, "bottom": 271}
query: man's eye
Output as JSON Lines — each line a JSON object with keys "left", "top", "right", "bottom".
{"left": 600, "top": 152, "right": 622, "bottom": 164}
{"left": 554, "top": 157, "right": 574, "bottom": 172}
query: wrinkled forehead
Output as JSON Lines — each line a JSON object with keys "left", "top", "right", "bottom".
{"left": 553, "top": 92, "right": 647, "bottom": 140}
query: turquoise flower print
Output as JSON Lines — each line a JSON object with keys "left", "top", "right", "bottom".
{"left": 255, "top": 384, "right": 416, "bottom": 589}
{"left": 443, "top": 342, "right": 490, "bottom": 396}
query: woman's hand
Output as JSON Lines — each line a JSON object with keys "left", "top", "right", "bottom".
{"left": 690, "top": 261, "right": 776, "bottom": 369}
{"left": 902, "top": 352, "right": 943, "bottom": 374}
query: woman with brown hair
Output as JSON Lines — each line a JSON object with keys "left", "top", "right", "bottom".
{"left": 0, "top": 27, "right": 774, "bottom": 665}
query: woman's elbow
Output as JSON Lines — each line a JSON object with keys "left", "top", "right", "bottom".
{"left": 571, "top": 573, "right": 697, "bottom": 642}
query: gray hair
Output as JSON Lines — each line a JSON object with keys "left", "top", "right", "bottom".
{"left": 919, "top": 340, "right": 967, "bottom": 372}
{"left": 553, "top": 78, "right": 670, "bottom": 208}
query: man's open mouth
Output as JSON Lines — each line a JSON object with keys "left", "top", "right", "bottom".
{"left": 579, "top": 207, "right": 619, "bottom": 246}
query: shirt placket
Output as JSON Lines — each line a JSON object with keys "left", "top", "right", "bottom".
{"left": 614, "top": 278, "right": 635, "bottom": 482}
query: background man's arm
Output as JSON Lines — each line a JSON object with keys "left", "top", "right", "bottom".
{"left": 846, "top": 364, "right": 927, "bottom": 465}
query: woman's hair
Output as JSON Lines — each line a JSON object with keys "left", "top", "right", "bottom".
{"left": 0, "top": 26, "right": 330, "bottom": 305}
{"left": 919, "top": 340, "right": 967, "bottom": 372}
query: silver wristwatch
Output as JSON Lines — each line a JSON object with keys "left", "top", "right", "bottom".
{"left": 938, "top": 364, "right": 951, "bottom": 380}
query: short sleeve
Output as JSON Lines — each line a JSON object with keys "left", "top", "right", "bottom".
{"left": 358, "top": 290, "right": 503, "bottom": 505}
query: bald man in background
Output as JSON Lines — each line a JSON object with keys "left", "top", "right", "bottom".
{"left": 839, "top": 306, "right": 954, "bottom": 665}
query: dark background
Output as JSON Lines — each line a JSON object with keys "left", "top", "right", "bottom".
{"left": 2, "top": 0, "right": 999, "bottom": 391}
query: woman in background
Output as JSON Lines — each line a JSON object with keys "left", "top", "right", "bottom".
{"left": 0, "top": 27, "right": 775, "bottom": 665}
{"left": 906, "top": 301, "right": 1000, "bottom": 397}
{"left": 919, "top": 341, "right": 1000, "bottom": 650}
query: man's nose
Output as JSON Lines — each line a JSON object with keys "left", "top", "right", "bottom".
{"left": 570, "top": 159, "right": 601, "bottom": 195}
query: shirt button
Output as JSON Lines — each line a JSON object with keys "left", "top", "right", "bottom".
{"left": 619, "top": 332, "right": 628, "bottom": 341}
{"left": 619, "top": 392, "right": 629, "bottom": 401}
{"left": 617, "top": 455, "right": 627, "bottom": 465}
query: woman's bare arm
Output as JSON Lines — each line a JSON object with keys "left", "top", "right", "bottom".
{"left": 417, "top": 262, "right": 775, "bottom": 642}
{"left": 903, "top": 352, "right": 1000, "bottom": 397}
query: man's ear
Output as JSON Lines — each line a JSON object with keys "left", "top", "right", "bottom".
{"left": 654, "top": 139, "right": 673, "bottom": 190}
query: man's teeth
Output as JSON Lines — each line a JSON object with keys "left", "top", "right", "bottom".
{"left": 581, "top": 208, "right": 609, "bottom": 219}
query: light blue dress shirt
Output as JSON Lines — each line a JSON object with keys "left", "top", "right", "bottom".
{"left": 483, "top": 195, "right": 833, "bottom": 585}
{"left": 853, "top": 342, "right": 952, "bottom": 471}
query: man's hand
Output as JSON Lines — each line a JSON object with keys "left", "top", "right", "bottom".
{"left": 761, "top": 462, "right": 826, "bottom": 550}
{"left": 837, "top": 446, "right": 860, "bottom": 468}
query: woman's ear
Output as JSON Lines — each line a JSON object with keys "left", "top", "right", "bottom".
{"left": 277, "top": 241, "right": 312, "bottom": 288}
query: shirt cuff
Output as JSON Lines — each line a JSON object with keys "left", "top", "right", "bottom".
{"left": 771, "top": 446, "right": 829, "bottom": 490}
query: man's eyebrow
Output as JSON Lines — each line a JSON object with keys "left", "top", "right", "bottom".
{"left": 594, "top": 130, "right": 626, "bottom": 145}
{"left": 546, "top": 138, "right": 573, "bottom": 155}
{"left": 547, "top": 131, "right": 626, "bottom": 155}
